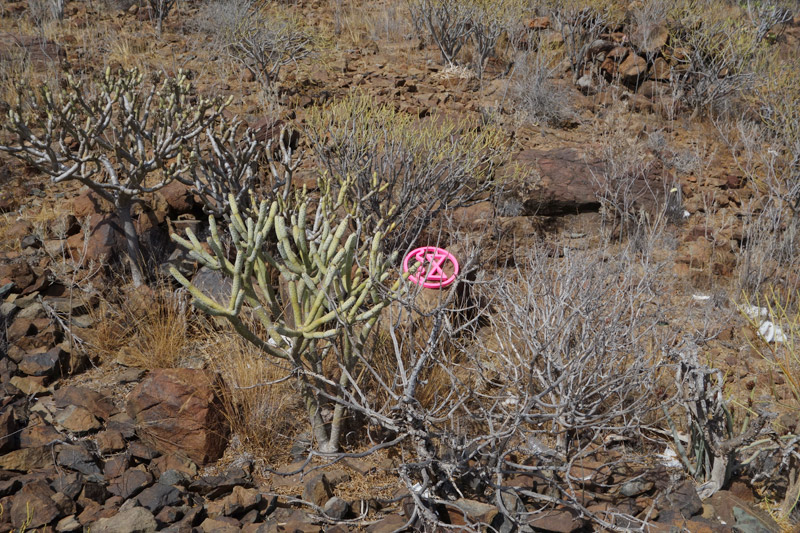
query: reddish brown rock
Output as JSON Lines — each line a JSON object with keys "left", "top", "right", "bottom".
{"left": 0, "top": 408, "right": 18, "bottom": 454}
{"left": 71, "top": 189, "right": 113, "bottom": 218}
{"left": 638, "top": 80, "right": 671, "bottom": 100}
{"left": 526, "top": 507, "right": 588, "bottom": 532}
{"left": 65, "top": 213, "right": 126, "bottom": 263}
{"left": 90, "top": 506, "right": 157, "bottom": 533}
{"left": 707, "top": 491, "right": 781, "bottom": 532}
{"left": 502, "top": 148, "right": 665, "bottom": 217}
{"left": 650, "top": 57, "right": 672, "bottom": 81}
{"left": 95, "top": 430, "right": 126, "bottom": 453}
{"left": 303, "top": 474, "right": 332, "bottom": 507}
{"left": 155, "top": 180, "right": 198, "bottom": 215}
{"left": 126, "top": 369, "right": 230, "bottom": 465}
{"left": 0, "top": 261, "right": 34, "bottom": 292}
{"left": 54, "top": 405, "right": 102, "bottom": 434}
{"left": 18, "top": 346, "right": 69, "bottom": 378}
{"left": 108, "top": 469, "right": 154, "bottom": 500}
{"left": 9, "top": 375, "right": 48, "bottom": 395}
{"left": 20, "top": 419, "right": 60, "bottom": 448}
{"left": 3, "top": 220, "right": 32, "bottom": 247}
{"left": 527, "top": 16, "right": 550, "bottom": 29}
{"left": 630, "top": 22, "right": 669, "bottom": 54}
{"left": 10, "top": 480, "right": 61, "bottom": 530}
{"left": 619, "top": 53, "right": 648, "bottom": 82}
{"left": 54, "top": 386, "right": 118, "bottom": 421}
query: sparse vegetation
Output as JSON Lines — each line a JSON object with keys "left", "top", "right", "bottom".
{"left": 0, "top": 67, "right": 230, "bottom": 286}
{"left": 197, "top": 0, "right": 315, "bottom": 92}
{"left": 306, "top": 93, "right": 505, "bottom": 254}
{"left": 2, "top": 0, "right": 800, "bottom": 530}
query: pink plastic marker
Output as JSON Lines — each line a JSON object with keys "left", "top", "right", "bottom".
{"left": 402, "top": 247, "right": 459, "bottom": 289}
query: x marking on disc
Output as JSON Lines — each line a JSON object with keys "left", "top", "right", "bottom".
{"left": 416, "top": 250, "right": 448, "bottom": 281}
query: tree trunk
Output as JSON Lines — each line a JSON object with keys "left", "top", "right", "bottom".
{"left": 303, "top": 382, "right": 332, "bottom": 451}
{"left": 117, "top": 198, "right": 145, "bottom": 287}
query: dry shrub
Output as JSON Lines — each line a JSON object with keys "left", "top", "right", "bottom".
{"left": 306, "top": 93, "right": 505, "bottom": 254}
{"left": 738, "top": 288, "right": 800, "bottom": 519}
{"left": 511, "top": 35, "right": 576, "bottom": 127}
{"left": 87, "top": 280, "right": 197, "bottom": 369}
{"left": 195, "top": 0, "right": 315, "bottom": 90}
{"left": 665, "top": 0, "right": 789, "bottom": 115}
{"left": 408, "top": 0, "right": 527, "bottom": 77}
{"left": 203, "top": 328, "right": 301, "bottom": 464}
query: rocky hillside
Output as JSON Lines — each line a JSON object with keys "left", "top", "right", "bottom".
{"left": 1, "top": 0, "right": 800, "bottom": 531}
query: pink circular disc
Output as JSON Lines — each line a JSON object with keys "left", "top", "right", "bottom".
{"left": 402, "top": 247, "right": 460, "bottom": 289}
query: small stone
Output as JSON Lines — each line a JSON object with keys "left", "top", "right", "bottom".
{"left": 526, "top": 506, "right": 588, "bottom": 532}
{"left": 50, "top": 472, "right": 83, "bottom": 499}
{"left": 56, "top": 514, "right": 82, "bottom": 532}
{"left": 135, "top": 482, "right": 183, "bottom": 514}
{"left": 20, "top": 420, "right": 61, "bottom": 448}
{"left": 95, "top": 430, "right": 126, "bottom": 453}
{"left": 54, "top": 386, "right": 118, "bottom": 421}
{"left": 323, "top": 496, "right": 350, "bottom": 519}
{"left": 126, "top": 369, "right": 230, "bottom": 465}
{"left": 621, "top": 479, "right": 654, "bottom": 497}
{"left": 303, "top": 473, "right": 332, "bottom": 507}
{"left": 107, "top": 412, "right": 136, "bottom": 439}
{"left": 0, "top": 446, "right": 51, "bottom": 471}
{"left": 20, "top": 235, "right": 39, "bottom": 249}
{"left": 55, "top": 405, "right": 102, "bottom": 434}
{"left": 154, "top": 505, "right": 184, "bottom": 526}
{"left": 6, "top": 317, "right": 35, "bottom": 343}
{"left": 149, "top": 453, "right": 198, "bottom": 478}
{"left": 52, "top": 491, "right": 77, "bottom": 515}
{"left": 619, "top": 53, "right": 648, "bottom": 82}
{"left": 158, "top": 469, "right": 189, "bottom": 487}
{"left": 118, "top": 368, "right": 145, "bottom": 384}
{"left": 199, "top": 517, "right": 241, "bottom": 533}
{"left": 11, "top": 480, "right": 61, "bottom": 529}
{"left": 17, "top": 301, "right": 45, "bottom": 319}
{"left": 0, "top": 408, "right": 18, "bottom": 455}
{"left": 9, "top": 375, "right": 48, "bottom": 395}
{"left": 18, "top": 346, "right": 68, "bottom": 380}
{"left": 365, "top": 515, "right": 407, "bottom": 533}
{"left": 57, "top": 444, "right": 102, "bottom": 478}
{"left": 90, "top": 506, "right": 158, "bottom": 533}
{"left": 657, "top": 480, "right": 702, "bottom": 518}
{"left": 528, "top": 16, "right": 550, "bottom": 29}
{"left": 0, "top": 478, "right": 21, "bottom": 497}
{"left": 128, "top": 441, "right": 160, "bottom": 461}
{"left": 108, "top": 469, "right": 153, "bottom": 499}
{"left": 103, "top": 455, "right": 131, "bottom": 480}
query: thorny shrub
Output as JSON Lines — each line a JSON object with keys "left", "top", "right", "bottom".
{"left": 305, "top": 93, "right": 506, "bottom": 255}
{"left": 666, "top": 0, "right": 790, "bottom": 116}
{"left": 511, "top": 34, "right": 576, "bottom": 127}
{"left": 355, "top": 234, "right": 682, "bottom": 530}
{"left": 739, "top": 288, "right": 800, "bottom": 520}
{"left": 407, "top": 0, "right": 526, "bottom": 78}
{"left": 196, "top": 0, "right": 314, "bottom": 92}
{"left": 719, "top": 117, "right": 800, "bottom": 295}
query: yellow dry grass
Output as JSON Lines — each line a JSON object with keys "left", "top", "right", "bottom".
{"left": 201, "top": 327, "right": 301, "bottom": 465}
{"left": 86, "top": 279, "right": 197, "bottom": 369}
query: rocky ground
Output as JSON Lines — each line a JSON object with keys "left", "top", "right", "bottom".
{"left": 2, "top": 0, "right": 800, "bottom": 531}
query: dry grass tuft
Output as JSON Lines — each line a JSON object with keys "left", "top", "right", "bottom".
{"left": 202, "top": 327, "right": 301, "bottom": 465}
{"left": 86, "top": 279, "right": 198, "bottom": 369}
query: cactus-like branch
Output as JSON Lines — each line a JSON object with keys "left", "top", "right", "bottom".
{"left": 171, "top": 181, "right": 398, "bottom": 452}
